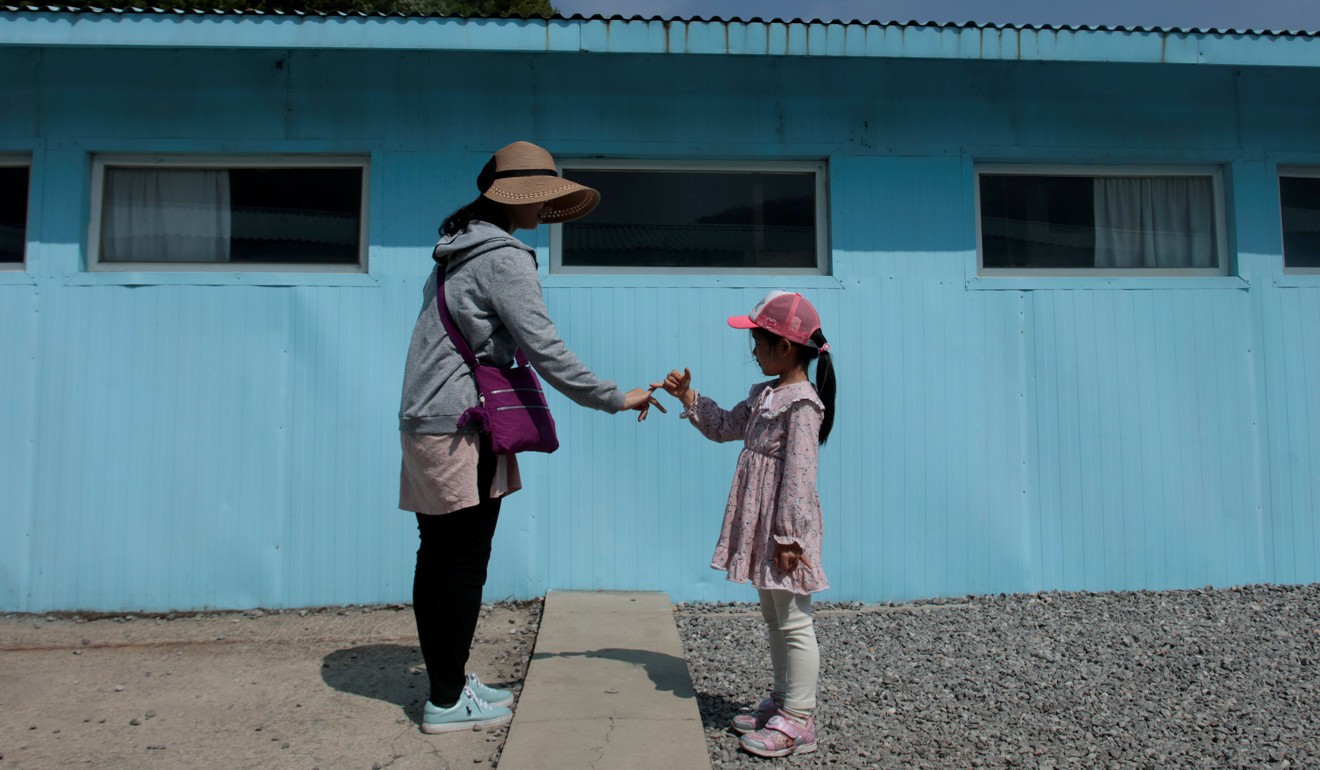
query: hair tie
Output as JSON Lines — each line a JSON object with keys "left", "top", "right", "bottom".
{"left": 819, "top": 343, "right": 830, "bottom": 353}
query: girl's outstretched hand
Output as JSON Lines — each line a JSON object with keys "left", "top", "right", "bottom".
{"left": 651, "top": 368, "right": 696, "bottom": 410}
{"left": 774, "top": 542, "right": 811, "bottom": 573}
{"left": 622, "top": 386, "right": 666, "bottom": 422}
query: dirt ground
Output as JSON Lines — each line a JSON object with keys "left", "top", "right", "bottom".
{"left": 0, "top": 601, "right": 542, "bottom": 770}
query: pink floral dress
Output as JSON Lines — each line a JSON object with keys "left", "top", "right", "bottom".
{"left": 684, "top": 380, "right": 828, "bottom": 595}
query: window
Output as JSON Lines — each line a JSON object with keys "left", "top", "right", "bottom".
{"left": 0, "top": 160, "right": 29, "bottom": 267}
{"left": 976, "top": 166, "right": 1227, "bottom": 275}
{"left": 553, "top": 160, "right": 828, "bottom": 274}
{"left": 90, "top": 156, "right": 368, "bottom": 271}
{"left": 1280, "top": 169, "right": 1320, "bottom": 271}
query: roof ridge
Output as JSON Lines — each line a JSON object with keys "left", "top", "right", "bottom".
{"left": 0, "top": 6, "right": 1317, "bottom": 36}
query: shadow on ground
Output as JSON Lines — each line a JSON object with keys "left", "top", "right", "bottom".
{"left": 531, "top": 647, "right": 698, "bottom": 698}
{"left": 690, "top": 691, "right": 761, "bottom": 732}
{"left": 321, "top": 644, "right": 524, "bottom": 724}
{"left": 320, "top": 643, "right": 429, "bottom": 720}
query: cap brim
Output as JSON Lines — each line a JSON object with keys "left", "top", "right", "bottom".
{"left": 727, "top": 315, "right": 759, "bottom": 329}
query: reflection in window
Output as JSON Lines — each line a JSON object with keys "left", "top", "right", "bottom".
{"left": 0, "top": 165, "right": 29, "bottom": 265}
{"left": 1281, "top": 175, "right": 1320, "bottom": 269}
{"left": 97, "top": 163, "right": 364, "bottom": 266}
{"left": 979, "top": 171, "right": 1222, "bottom": 272}
{"left": 559, "top": 167, "right": 823, "bottom": 272}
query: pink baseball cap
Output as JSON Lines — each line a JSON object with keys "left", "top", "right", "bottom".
{"left": 727, "top": 291, "right": 821, "bottom": 346}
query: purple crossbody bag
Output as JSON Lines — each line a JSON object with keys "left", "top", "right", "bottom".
{"left": 435, "top": 266, "right": 560, "bottom": 455}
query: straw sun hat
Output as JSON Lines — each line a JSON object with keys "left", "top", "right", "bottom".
{"left": 476, "top": 141, "right": 600, "bottom": 224}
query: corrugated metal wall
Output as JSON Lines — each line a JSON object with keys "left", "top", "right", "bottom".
{"left": 2, "top": 44, "right": 1318, "bottom": 611}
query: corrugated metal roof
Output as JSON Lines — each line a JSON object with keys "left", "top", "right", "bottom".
{"left": 2, "top": 7, "right": 1319, "bottom": 66}
{"left": 1, "top": 6, "right": 1317, "bottom": 37}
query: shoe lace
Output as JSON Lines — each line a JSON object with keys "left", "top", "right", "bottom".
{"left": 463, "top": 685, "right": 493, "bottom": 710}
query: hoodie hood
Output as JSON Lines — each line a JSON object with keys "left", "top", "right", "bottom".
{"left": 433, "top": 220, "right": 534, "bottom": 270}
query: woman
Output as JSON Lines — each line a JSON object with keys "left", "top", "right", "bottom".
{"left": 397, "top": 140, "right": 661, "bottom": 734}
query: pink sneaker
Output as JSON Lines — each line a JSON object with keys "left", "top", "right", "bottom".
{"left": 739, "top": 712, "right": 817, "bottom": 758}
{"left": 730, "top": 694, "right": 781, "bottom": 734}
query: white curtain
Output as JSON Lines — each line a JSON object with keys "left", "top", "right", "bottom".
{"left": 101, "top": 168, "right": 231, "bottom": 262}
{"left": 1093, "top": 177, "right": 1216, "bottom": 268}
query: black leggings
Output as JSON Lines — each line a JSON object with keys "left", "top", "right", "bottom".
{"left": 412, "top": 438, "right": 502, "bottom": 707}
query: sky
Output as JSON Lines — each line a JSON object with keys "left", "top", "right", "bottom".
{"left": 552, "top": 0, "right": 1320, "bottom": 31}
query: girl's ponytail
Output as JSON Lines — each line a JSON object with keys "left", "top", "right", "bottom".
{"left": 810, "top": 330, "right": 836, "bottom": 445}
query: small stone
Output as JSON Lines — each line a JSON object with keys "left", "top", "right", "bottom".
{"left": 146, "top": 744, "right": 166, "bottom": 750}
{"left": 145, "top": 710, "right": 156, "bottom": 719}
{"left": 280, "top": 742, "right": 290, "bottom": 749}
{"left": 129, "top": 718, "right": 142, "bottom": 726}
{"left": 114, "top": 685, "right": 125, "bottom": 692}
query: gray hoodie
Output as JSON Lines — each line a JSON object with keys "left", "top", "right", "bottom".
{"left": 398, "top": 221, "right": 625, "bottom": 434}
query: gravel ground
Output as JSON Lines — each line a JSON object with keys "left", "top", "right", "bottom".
{"left": 675, "top": 584, "right": 1320, "bottom": 770}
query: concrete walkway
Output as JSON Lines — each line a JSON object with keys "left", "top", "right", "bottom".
{"left": 498, "top": 591, "right": 713, "bottom": 770}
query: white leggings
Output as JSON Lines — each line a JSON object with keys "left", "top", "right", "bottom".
{"left": 758, "top": 589, "right": 819, "bottom": 713}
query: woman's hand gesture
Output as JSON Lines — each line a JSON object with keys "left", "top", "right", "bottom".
{"left": 622, "top": 387, "right": 666, "bottom": 422}
{"left": 651, "top": 368, "right": 696, "bottom": 410}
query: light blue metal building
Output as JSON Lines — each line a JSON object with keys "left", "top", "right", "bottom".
{"left": 2, "top": 10, "right": 1318, "bottom": 612}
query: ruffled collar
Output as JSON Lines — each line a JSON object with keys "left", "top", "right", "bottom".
{"left": 751, "top": 380, "right": 824, "bottom": 418}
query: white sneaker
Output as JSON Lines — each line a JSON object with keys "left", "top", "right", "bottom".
{"left": 466, "top": 672, "right": 514, "bottom": 708}
{"left": 421, "top": 685, "right": 512, "bottom": 734}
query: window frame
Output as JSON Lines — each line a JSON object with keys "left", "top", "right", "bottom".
{"left": 974, "top": 163, "right": 1230, "bottom": 278}
{"left": 549, "top": 158, "right": 831, "bottom": 276}
{"left": 1279, "top": 165, "right": 1320, "bottom": 276}
{"left": 0, "top": 155, "right": 31, "bottom": 271}
{"left": 88, "top": 154, "right": 371, "bottom": 273}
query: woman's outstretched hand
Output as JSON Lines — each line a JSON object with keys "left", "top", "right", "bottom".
{"left": 651, "top": 368, "right": 696, "bottom": 410}
{"left": 622, "top": 387, "right": 666, "bottom": 422}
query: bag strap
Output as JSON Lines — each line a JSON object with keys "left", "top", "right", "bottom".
{"left": 435, "top": 262, "right": 530, "bottom": 369}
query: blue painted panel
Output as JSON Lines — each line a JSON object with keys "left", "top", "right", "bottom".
{"left": 1025, "top": 289, "right": 1262, "bottom": 592}
{"left": 26, "top": 286, "right": 290, "bottom": 610}
{"left": 0, "top": 285, "right": 38, "bottom": 609}
{"left": 2, "top": 41, "right": 1320, "bottom": 611}
{"left": 1259, "top": 288, "right": 1320, "bottom": 584}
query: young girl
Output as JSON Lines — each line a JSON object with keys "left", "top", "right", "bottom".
{"left": 655, "top": 290, "right": 836, "bottom": 759}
